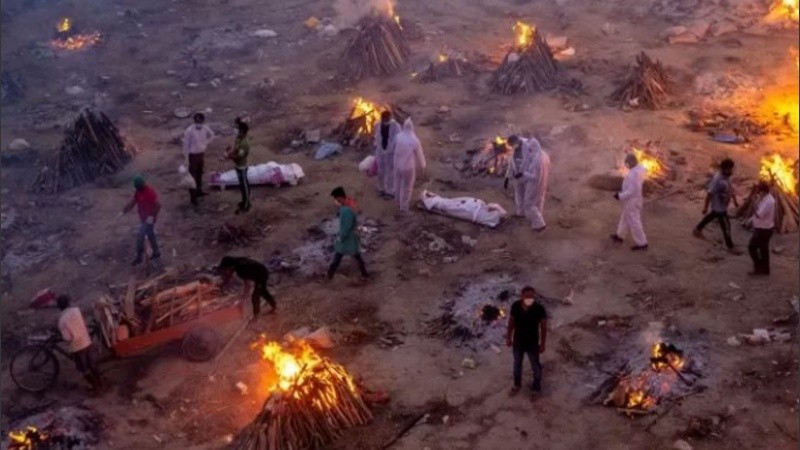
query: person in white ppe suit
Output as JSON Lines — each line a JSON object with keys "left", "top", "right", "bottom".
{"left": 505, "top": 135, "right": 531, "bottom": 217}
{"left": 519, "top": 137, "right": 550, "bottom": 231}
{"left": 393, "top": 118, "right": 426, "bottom": 213}
{"left": 611, "top": 153, "right": 648, "bottom": 250}
{"left": 374, "top": 111, "right": 401, "bottom": 199}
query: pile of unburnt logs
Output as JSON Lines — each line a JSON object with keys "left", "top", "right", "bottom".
{"left": 232, "top": 358, "right": 373, "bottom": 450}
{"left": 333, "top": 104, "right": 409, "bottom": 151}
{"left": 342, "top": 14, "right": 409, "bottom": 79}
{"left": 738, "top": 181, "right": 799, "bottom": 234}
{"left": 417, "top": 54, "right": 475, "bottom": 83}
{"left": 30, "top": 109, "right": 131, "bottom": 194}
{"left": 489, "top": 28, "right": 558, "bottom": 94}
{"left": 610, "top": 52, "right": 671, "bottom": 109}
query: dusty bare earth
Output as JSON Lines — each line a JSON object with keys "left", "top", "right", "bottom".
{"left": 1, "top": 0, "right": 799, "bottom": 449}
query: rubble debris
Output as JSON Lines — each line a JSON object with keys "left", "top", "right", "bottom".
{"left": 288, "top": 217, "right": 381, "bottom": 277}
{"left": 2, "top": 405, "right": 103, "bottom": 450}
{"left": 417, "top": 53, "right": 476, "bottom": 83}
{"left": 489, "top": 21, "right": 559, "bottom": 94}
{"left": 30, "top": 109, "right": 132, "bottom": 194}
{"left": 738, "top": 327, "right": 793, "bottom": 345}
{"left": 342, "top": 14, "right": 409, "bottom": 79}
{"left": 610, "top": 52, "right": 672, "bottom": 110}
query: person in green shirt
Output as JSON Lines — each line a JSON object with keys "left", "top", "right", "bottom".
{"left": 225, "top": 117, "right": 251, "bottom": 213}
{"left": 327, "top": 187, "right": 369, "bottom": 280}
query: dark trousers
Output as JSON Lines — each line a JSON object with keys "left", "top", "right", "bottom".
{"left": 135, "top": 223, "right": 161, "bottom": 262}
{"left": 235, "top": 167, "right": 251, "bottom": 210}
{"left": 188, "top": 153, "right": 205, "bottom": 205}
{"left": 251, "top": 279, "right": 276, "bottom": 316}
{"left": 328, "top": 252, "right": 368, "bottom": 278}
{"left": 73, "top": 345, "right": 103, "bottom": 390}
{"left": 748, "top": 228, "right": 774, "bottom": 274}
{"left": 696, "top": 211, "right": 734, "bottom": 248}
{"left": 513, "top": 346, "right": 542, "bottom": 391}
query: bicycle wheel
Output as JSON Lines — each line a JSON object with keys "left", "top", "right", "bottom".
{"left": 10, "top": 345, "right": 60, "bottom": 393}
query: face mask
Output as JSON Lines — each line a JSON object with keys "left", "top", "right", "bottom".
{"left": 523, "top": 297, "right": 534, "bottom": 306}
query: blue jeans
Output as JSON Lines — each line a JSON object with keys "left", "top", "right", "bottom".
{"left": 513, "top": 346, "right": 542, "bottom": 391}
{"left": 135, "top": 223, "right": 161, "bottom": 262}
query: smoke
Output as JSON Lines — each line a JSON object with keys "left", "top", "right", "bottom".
{"left": 333, "top": 0, "right": 394, "bottom": 28}
{"left": 640, "top": 321, "right": 663, "bottom": 346}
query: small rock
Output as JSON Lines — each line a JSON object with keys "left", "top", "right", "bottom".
{"left": 173, "top": 107, "right": 192, "bottom": 119}
{"left": 663, "top": 26, "right": 688, "bottom": 37}
{"left": 726, "top": 336, "right": 741, "bottom": 346}
{"left": 290, "top": 139, "right": 303, "bottom": 149}
{"left": 8, "top": 138, "right": 30, "bottom": 151}
{"left": 772, "top": 245, "right": 784, "bottom": 254}
{"left": 461, "top": 358, "right": 477, "bottom": 369}
{"left": 253, "top": 29, "right": 278, "bottom": 38}
{"left": 597, "top": 320, "right": 607, "bottom": 326}
{"left": 223, "top": 435, "right": 234, "bottom": 444}
{"left": 728, "top": 282, "right": 741, "bottom": 290}
{"left": 772, "top": 332, "right": 792, "bottom": 342}
{"left": 210, "top": 78, "right": 221, "bottom": 88}
{"left": 460, "top": 235, "right": 477, "bottom": 247}
{"left": 235, "top": 381, "right": 248, "bottom": 395}
{"left": 601, "top": 22, "right": 616, "bottom": 35}
{"left": 65, "top": 85, "right": 85, "bottom": 96}
{"left": 443, "top": 256, "right": 459, "bottom": 264}
{"left": 442, "top": 415, "right": 450, "bottom": 425}
{"left": 186, "top": 82, "right": 199, "bottom": 88}
{"left": 418, "top": 267, "right": 432, "bottom": 277}
{"left": 673, "top": 439, "right": 693, "bottom": 450}
{"left": 437, "top": 105, "right": 451, "bottom": 114}
{"left": 687, "top": 20, "right": 710, "bottom": 39}
{"left": 303, "top": 129, "right": 321, "bottom": 144}
{"left": 790, "top": 296, "right": 799, "bottom": 314}
{"left": 318, "top": 24, "right": 338, "bottom": 37}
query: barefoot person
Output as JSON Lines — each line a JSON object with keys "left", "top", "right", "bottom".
{"left": 694, "top": 158, "right": 740, "bottom": 253}
{"left": 611, "top": 153, "right": 648, "bottom": 250}
{"left": 747, "top": 180, "right": 776, "bottom": 276}
{"left": 225, "top": 117, "right": 251, "bottom": 214}
{"left": 506, "top": 286, "right": 547, "bottom": 397}
{"left": 327, "top": 187, "right": 369, "bottom": 280}
{"left": 182, "top": 112, "right": 215, "bottom": 206}
{"left": 218, "top": 256, "right": 276, "bottom": 317}
{"left": 57, "top": 295, "right": 104, "bottom": 392}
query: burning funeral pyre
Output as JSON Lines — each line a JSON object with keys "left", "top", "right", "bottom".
{"left": 50, "top": 17, "right": 102, "bottom": 51}
{"left": 231, "top": 339, "right": 372, "bottom": 450}
{"left": 763, "top": 0, "right": 799, "bottom": 25}
{"left": 333, "top": 97, "right": 409, "bottom": 151}
{"left": 610, "top": 52, "right": 672, "bottom": 110}
{"left": 342, "top": 2, "right": 409, "bottom": 79}
{"left": 737, "top": 154, "right": 799, "bottom": 233}
{"left": 416, "top": 53, "right": 476, "bottom": 83}
{"left": 30, "top": 109, "right": 132, "bottom": 194}
{"left": 589, "top": 341, "right": 702, "bottom": 416}
{"left": 459, "top": 137, "right": 513, "bottom": 177}
{"left": 2, "top": 405, "right": 103, "bottom": 450}
{"left": 489, "top": 21, "right": 559, "bottom": 95}
{"left": 589, "top": 142, "right": 674, "bottom": 193}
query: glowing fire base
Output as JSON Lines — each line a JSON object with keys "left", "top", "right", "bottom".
{"left": 333, "top": 97, "right": 409, "bottom": 151}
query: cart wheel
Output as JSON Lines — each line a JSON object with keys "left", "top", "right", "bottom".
{"left": 182, "top": 325, "right": 220, "bottom": 362}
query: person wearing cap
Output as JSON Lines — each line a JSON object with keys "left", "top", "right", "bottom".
{"left": 120, "top": 176, "right": 162, "bottom": 266}
{"left": 327, "top": 187, "right": 369, "bottom": 280}
{"left": 182, "top": 112, "right": 215, "bottom": 206}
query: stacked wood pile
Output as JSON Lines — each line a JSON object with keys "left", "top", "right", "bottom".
{"left": 460, "top": 138, "right": 512, "bottom": 177}
{"left": 232, "top": 347, "right": 373, "bottom": 450}
{"left": 30, "top": 109, "right": 131, "bottom": 194}
{"left": 489, "top": 28, "right": 558, "bottom": 94}
{"left": 737, "top": 181, "right": 799, "bottom": 234}
{"left": 333, "top": 103, "right": 409, "bottom": 152}
{"left": 686, "top": 109, "right": 771, "bottom": 142}
{"left": 417, "top": 54, "right": 475, "bottom": 83}
{"left": 610, "top": 52, "right": 671, "bottom": 109}
{"left": 94, "top": 271, "right": 236, "bottom": 348}
{"left": 342, "top": 14, "right": 409, "bottom": 79}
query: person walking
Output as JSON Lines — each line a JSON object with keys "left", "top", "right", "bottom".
{"left": 611, "top": 153, "right": 648, "bottom": 250}
{"left": 120, "top": 175, "right": 161, "bottom": 266}
{"left": 225, "top": 117, "right": 251, "bottom": 214}
{"left": 519, "top": 137, "right": 550, "bottom": 231}
{"left": 506, "top": 286, "right": 547, "bottom": 397}
{"left": 505, "top": 135, "right": 531, "bottom": 218}
{"left": 56, "top": 295, "right": 104, "bottom": 392}
{"left": 182, "top": 112, "right": 215, "bottom": 206}
{"left": 374, "top": 111, "right": 401, "bottom": 199}
{"left": 694, "top": 158, "right": 740, "bottom": 253}
{"left": 327, "top": 187, "right": 369, "bottom": 280}
{"left": 218, "top": 256, "right": 276, "bottom": 317}
{"left": 393, "top": 118, "right": 426, "bottom": 214}
{"left": 747, "top": 180, "right": 776, "bottom": 275}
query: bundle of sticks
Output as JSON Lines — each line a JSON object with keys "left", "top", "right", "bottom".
{"left": 737, "top": 180, "right": 799, "bottom": 233}
{"left": 417, "top": 55, "right": 475, "bottom": 83}
{"left": 333, "top": 104, "right": 409, "bottom": 151}
{"left": 232, "top": 361, "right": 373, "bottom": 450}
{"left": 489, "top": 29, "right": 558, "bottom": 95}
{"left": 342, "top": 14, "right": 409, "bottom": 79}
{"left": 460, "top": 138, "right": 512, "bottom": 177}
{"left": 610, "top": 52, "right": 671, "bottom": 109}
{"left": 30, "top": 109, "right": 131, "bottom": 194}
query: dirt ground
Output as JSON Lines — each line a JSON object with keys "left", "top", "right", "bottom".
{"left": 1, "top": 0, "right": 799, "bottom": 449}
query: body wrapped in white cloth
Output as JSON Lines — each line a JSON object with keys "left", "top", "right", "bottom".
{"left": 209, "top": 162, "right": 305, "bottom": 188}
{"left": 419, "top": 190, "right": 507, "bottom": 228}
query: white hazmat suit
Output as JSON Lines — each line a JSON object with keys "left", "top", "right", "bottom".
{"left": 393, "top": 119, "right": 426, "bottom": 212}
{"left": 520, "top": 138, "right": 551, "bottom": 230}
{"left": 374, "top": 119, "right": 401, "bottom": 196}
{"left": 616, "top": 164, "right": 648, "bottom": 246}
{"left": 505, "top": 141, "right": 531, "bottom": 217}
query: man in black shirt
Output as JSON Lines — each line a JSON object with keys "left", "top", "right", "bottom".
{"left": 506, "top": 286, "right": 547, "bottom": 396}
{"left": 219, "top": 256, "right": 275, "bottom": 317}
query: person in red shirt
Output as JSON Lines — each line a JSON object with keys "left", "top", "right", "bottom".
{"left": 120, "top": 175, "right": 162, "bottom": 266}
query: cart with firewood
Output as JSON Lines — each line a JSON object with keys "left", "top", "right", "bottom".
{"left": 93, "top": 270, "right": 243, "bottom": 362}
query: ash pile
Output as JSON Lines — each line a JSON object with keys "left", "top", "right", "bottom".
{"left": 2, "top": 405, "right": 103, "bottom": 449}
{"left": 416, "top": 53, "right": 477, "bottom": 83}
{"left": 30, "top": 109, "right": 132, "bottom": 194}
{"left": 268, "top": 218, "right": 381, "bottom": 278}
{"left": 489, "top": 22, "right": 559, "bottom": 95}
{"left": 342, "top": 11, "right": 409, "bottom": 79}
{"left": 402, "top": 222, "right": 476, "bottom": 265}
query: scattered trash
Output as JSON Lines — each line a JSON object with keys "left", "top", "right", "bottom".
{"left": 726, "top": 336, "right": 741, "bottom": 347}
{"left": 460, "top": 235, "right": 477, "bottom": 247}
{"left": 65, "top": 85, "right": 85, "bottom": 96}
{"left": 253, "top": 29, "right": 278, "bottom": 38}
{"left": 314, "top": 141, "right": 343, "bottom": 160}
{"left": 235, "top": 381, "right": 249, "bottom": 395}
{"left": 29, "top": 289, "right": 56, "bottom": 309}
{"left": 461, "top": 358, "right": 477, "bottom": 369}
{"left": 173, "top": 107, "right": 192, "bottom": 119}
{"left": 8, "top": 138, "right": 30, "bottom": 151}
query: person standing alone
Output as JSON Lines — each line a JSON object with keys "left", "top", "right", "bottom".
{"left": 182, "top": 112, "right": 215, "bottom": 206}
{"left": 506, "top": 286, "right": 547, "bottom": 398}
{"left": 393, "top": 118, "right": 426, "bottom": 214}
{"left": 694, "top": 158, "right": 740, "bottom": 253}
{"left": 747, "top": 180, "right": 776, "bottom": 275}
{"left": 375, "top": 111, "right": 400, "bottom": 199}
{"left": 57, "top": 295, "right": 104, "bottom": 392}
{"left": 518, "top": 137, "right": 551, "bottom": 232}
{"left": 611, "top": 153, "right": 648, "bottom": 250}
{"left": 505, "top": 135, "right": 531, "bottom": 218}
{"left": 225, "top": 117, "right": 251, "bottom": 214}
{"left": 120, "top": 176, "right": 161, "bottom": 266}
{"left": 327, "top": 187, "right": 369, "bottom": 280}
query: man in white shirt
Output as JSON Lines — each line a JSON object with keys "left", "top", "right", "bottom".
{"left": 57, "top": 295, "right": 104, "bottom": 391}
{"left": 611, "top": 153, "right": 648, "bottom": 250}
{"left": 747, "top": 181, "right": 776, "bottom": 276}
{"left": 182, "top": 112, "right": 215, "bottom": 206}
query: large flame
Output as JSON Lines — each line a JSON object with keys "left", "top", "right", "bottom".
{"left": 650, "top": 342, "right": 685, "bottom": 371}
{"left": 623, "top": 373, "right": 659, "bottom": 410}
{"left": 350, "top": 97, "right": 383, "bottom": 137}
{"left": 513, "top": 21, "right": 535, "bottom": 50}
{"left": 258, "top": 340, "right": 359, "bottom": 410}
{"left": 766, "top": 0, "right": 799, "bottom": 22}
{"left": 759, "top": 50, "right": 799, "bottom": 133}
{"left": 619, "top": 148, "right": 665, "bottom": 180}
{"left": 56, "top": 17, "right": 72, "bottom": 33}
{"left": 760, "top": 154, "right": 798, "bottom": 196}
{"left": 8, "top": 426, "right": 47, "bottom": 450}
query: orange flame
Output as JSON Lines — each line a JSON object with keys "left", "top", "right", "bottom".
{"left": 760, "top": 154, "right": 798, "bottom": 196}
{"left": 438, "top": 54, "right": 449, "bottom": 63}
{"left": 766, "top": 0, "right": 799, "bottom": 22}
{"left": 619, "top": 148, "right": 664, "bottom": 180}
{"left": 650, "top": 342, "right": 685, "bottom": 371}
{"left": 51, "top": 32, "right": 102, "bottom": 51}
{"left": 8, "top": 426, "right": 47, "bottom": 450}
{"left": 513, "top": 21, "right": 535, "bottom": 50}
{"left": 350, "top": 97, "right": 383, "bottom": 137}
{"left": 56, "top": 17, "right": 71, "bottom": 33}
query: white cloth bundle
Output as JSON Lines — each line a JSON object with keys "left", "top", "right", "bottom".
{"left": 209, "top": 162, "right": 306, "bottom": 187}
{"left": 177, "top": 164, "right": 196, "bottom": 189}
{"left": 420, "top": 190, "right": 507, "bottom": 228}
